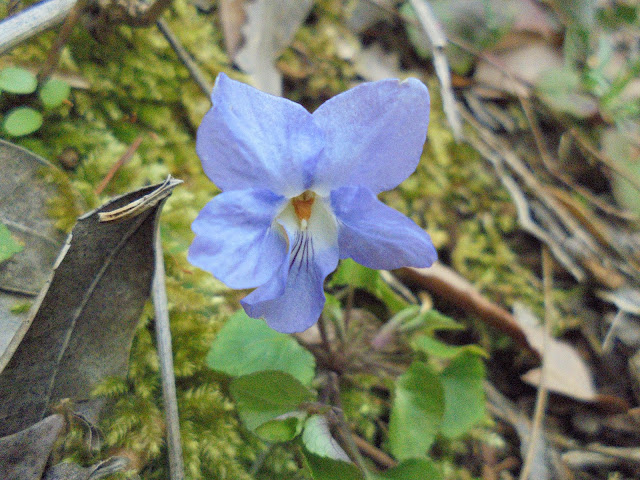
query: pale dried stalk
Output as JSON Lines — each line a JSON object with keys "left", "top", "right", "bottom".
{"left": 519, "top": 247, "right": 553, "bottom": 480}
{"left": 152, "top": 215, "right": 185, "bottom": 480}
{"left": 0, "top": 0, "right": 78, "bottom": 55}
{"left": 407, "top": 0, "right": 462, "bottom": 140}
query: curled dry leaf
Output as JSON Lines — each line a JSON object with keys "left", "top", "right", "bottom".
{"left": 0, "top": 177, "right": 180, "bottom": 437}
{"left": 43, "top": 456, "right": 131, "bottom": 480}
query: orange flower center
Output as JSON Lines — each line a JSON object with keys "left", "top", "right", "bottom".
{"left": 292, "top": 190, "right": 315, "bottom": 225}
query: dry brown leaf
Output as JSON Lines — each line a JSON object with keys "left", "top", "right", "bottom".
{"left": 514, "top": 304, "right": 598, "bottom": 402}
{"left": 0, "top": 414, "right": 65, "bottom": 480}
{"left": 0, "top": 140, "right": 67, "bottom": 361}
{"left": 473, "top": 39, "right": 563, "bottom": 97}
{"left": 353, "top": 43, "right": 405, "bottom": 82}
{"left": 345, "top": 0, "right": 394, "bottom": 32}
{"left": 0, "top": 178, "right": 179, "bottom": 437}
{"left": 220, "top": 0, "right": 246, "bottom": 59}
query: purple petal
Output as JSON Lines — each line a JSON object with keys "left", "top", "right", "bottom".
{"left": 242, "top": 197, "right": 339, "bottom": 333}
{"left": 311, "top": 78, "right": 430, "bottom": 195}
{"left": 188, "top": 189, "right": 288, "bottom": 289}
{"left": 331, "top": 186, "right": 437, "bottom": 269}
{"left": 197, "top": 73, "right": 324, "bottom": 197}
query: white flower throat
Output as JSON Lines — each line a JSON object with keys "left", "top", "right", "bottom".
{"left": 273, "top": 189, "right": 338, "bottom": 274}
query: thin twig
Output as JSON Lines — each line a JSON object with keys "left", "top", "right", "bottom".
{"left": 519, "top": 96, "right": 554, "bottom": 169}
{"left": 95, "top": 136, "right": 144, "bottom": 196}
{"left": 327, "top": 373, "right": 373, "bottom": 480}
{"left": 38, "top": 0, "right": 88, "bottom": 83}
{"left": 152, "top": 214, "right": 185, "bottom": 480}
{"left": 352, "top": 434, "right": 397, "bottom": 469}
{"left": 407, "top": 0, "right": 462, "bottom": 140}
{"left": 156, "top": 18, "right": 212, "bottom": 97}
{"left": 461, "top": 107, "right": 590, "bottom": 281}
{"left": 342, "top": 285, "right": 354, "bottom": 333}
{"left": 602, "top": 309, "right": 624, "bottom": 353}
{"left": 570, "top": 128, "right": 640, "bottom": 194}
{"left": 519, "top": 247, "right": 553, "bottom": 480}
{"left": 318, "top": 313, "right": 333, "bottom": 358}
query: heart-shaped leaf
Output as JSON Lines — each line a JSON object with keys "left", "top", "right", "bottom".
{"left": 207, "top": 309, "right": 315, "bottom": 385}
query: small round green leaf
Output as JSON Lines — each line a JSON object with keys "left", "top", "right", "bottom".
{"left": 0, "top": 67, "right": 37, "bottom": 94}
{"left": 3, "top": 107, "right": 43, "bottom": 137}
{"left": 388, "top": 362, "right": 445, "bottom": 460}
{"left": 39, "top": 78, "right": 71, "bottom": 108}
{"left": 0, "top": 223, "right": 23, "bottom": 263}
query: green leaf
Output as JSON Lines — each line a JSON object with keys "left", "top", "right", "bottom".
{"left": 255, "top": 412, "right": 305, "bottom": 442}
{"left": 410, "top": 335, "right": 487, "bottom": 359}
{"left": 230, "top": 370, "right": 314, "bottom": 431}
{"left": 39, "top": 78, "right": 71, "bottom": 108}
{"left": 207, "top": 309, "right": 316, "bottom": 385}
{"left": 329, "top": 258, "right": 408, "bottom": 312}
{"left": 536, "top": 67, "right": 598, "bottom": 118}
{"left": 0, "top": 67, "right": 37, "bottom": 94}
{"left": 302, "top": 414, "right": 349, "bottom": 461}
{"left": 302, "top": 451, "right": 363, "bottom": 480}
{"left": 603, "top": 128, "right": 640, "bottom": 216}
{"left": 563, "top": 23, "right": 591, "bottom": 68}
{"left": 553, "top": 0, "right": 596, "bottom": 28}
{"left": 3, "top": 107, "right": 43, "bottom": 137}
{"left": 400, "top": 309, "right": 464, "bottom": 333}
{"left": 0, "top": 223, "right": 23, "bottom": 263}
{"left": 440, "top": 353, "right": 486, "bottom": 438}
{"left": 372, "top": 458, "right": 442, "bottom": 480}
{"left": 389, "top": 362, "right": 445, "bottom": 460}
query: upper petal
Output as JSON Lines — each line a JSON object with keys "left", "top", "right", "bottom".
{"left": 331, "top": 186, "right": 437, "bottom": 270}
{"left": 197, "top": 73, "right": 324, "bottom": 197}
{"left": 188, "top": 189, "right": 288, "bottom": 289}
{"left": 242, "top": 196, "right": 339, "bottom": 333}
{"left": 311, "top": 78, "right": 430, "bottom": 195}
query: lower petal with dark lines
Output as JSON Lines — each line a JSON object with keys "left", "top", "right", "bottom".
{"left": 242, "top": 196, "right": 339, "bottom": 333}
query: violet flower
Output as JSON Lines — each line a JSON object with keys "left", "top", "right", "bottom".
{"left": 189, "top": 73, "right": 437, "bottom": 333}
